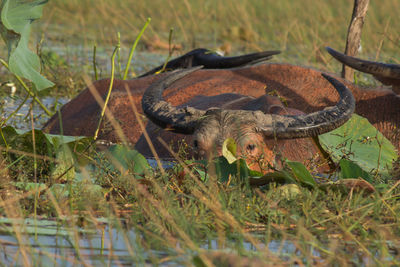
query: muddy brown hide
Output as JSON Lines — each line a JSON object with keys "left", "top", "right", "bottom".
{"left": 43, "top": 63, "right": 400, "bottom": 159}
{"left": 44, "top": 75, "right": 159, "bottom": 142}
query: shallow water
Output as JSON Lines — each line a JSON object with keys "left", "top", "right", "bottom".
{"left": 0, "top": 219, "right": 144, "bottom": 266}
{"left": 41, "top": 40, "right": 167, "bottom": 78}
{"left": 0, "top": 96, "right": 68, "bottom": 131}
{"left": 1, "top": 219, "right": 393, "bottom": 266}
{"left": 0, "top": 218, "right": 301, "bottom": 266}
{"left": 0, "top": 45, "right": 167, "bottom": 131}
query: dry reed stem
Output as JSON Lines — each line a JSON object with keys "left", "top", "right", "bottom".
{"left": 134, "top": 182, "right": 216, "bottom": 267}
{"left": 109, "top": 201, "right": 137, "bottom": 262}
{"left": 46, "top": 186, "right": 92, "bottom": 267}
{"left": 124, "top": 84, "right": 166, "bottom": 176}
{"left": 0, "top": 146, "right": 58, "bottom": 163}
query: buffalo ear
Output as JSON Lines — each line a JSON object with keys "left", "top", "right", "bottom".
{"left": 244, "top": 95, "right": 307, "bottom": 116}
{"left": 372, "top": 75, "right": 400, "bottom": 94}
{"left": 243, "top": 95, "right": 286, "bottom": 114}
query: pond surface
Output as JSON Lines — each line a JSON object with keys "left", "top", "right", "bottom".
{"left": 0, "top": 218, "right": 149, "bottom": 266}
{"left": 0, "top": 96, "right": 69, "bottom": 131}
{"left": 0, "top": 218, "right": 302, "bottom": 266}
{"left": 1, "top": 218, "right": 392, "bottom": 266}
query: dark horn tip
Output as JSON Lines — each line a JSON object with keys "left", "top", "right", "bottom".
{"left": 321, "top": 73, "right": 355, "bottom": 112}
{"left": 321, "top": 72, "right": 338, "bottom": 84}
{"left": 325, "top": 46, "right": 334, "bottom": 53}
{"left": 265, "top": 50, "right": 281, "bottom": 56}
{"left": 321, "top": 73, "right": 352, "bottom": 95}
{"left": 325, "top": 46, "right": 341, "bottom": 58}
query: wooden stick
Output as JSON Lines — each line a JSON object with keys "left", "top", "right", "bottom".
{"left": 342, "top": 0, "right": 370, "bottom": 81}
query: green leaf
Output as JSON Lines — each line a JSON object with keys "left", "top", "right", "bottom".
{"left": 51, "top": 146, "right": 76, "bottom": 181}
{"left": 249, "top": 161, "right": 317, "bottom": 188}
{"left": 0, "top": 126, "right": 92, "bottom": 181}
{"left": 286, "top": 161, "right": 317, "bottom": 188}
{"left": 0, "top": 125, "right": 18, "bottom": 146}
{"left": 0, "top": 0, "right": 54, "bottom": 90}
{"left": 319, "top": 114, "right": 397, "bottom": 177}
{"left": 13, "top": 182, "right": 47, "bottom": 191}
{"left": 249, "top": 170, "right": 295, "bottom": 186}
{"left": 45, "top": 133, "right": 93, "bottom": 166}
{"left": 339, "top": 159, "right": 372, "bottom": 182}
{"left": 212, "top": 156, "right": 262, "bottom": 183}
{"left": 222, "top": 138, "right": 237, "bottom": 164}
{"left": 191, "top": 165, "right": 207, "bottom": 182}
{"left": 192, "top": 255, "right": 207, "bottom": 267}
{"left": 104, "top": 145, "right": 151, "bottom": 178}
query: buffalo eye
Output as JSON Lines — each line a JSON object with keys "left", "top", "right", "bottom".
{"left": 246, "top": 144, "right": 256, "bottom": 152}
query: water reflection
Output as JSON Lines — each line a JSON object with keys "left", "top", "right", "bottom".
{"left": 0, "top": 219, "right": 147, "bottom": 266}
{"left": 0, "top": 218, "right": 303, "bottom": 266}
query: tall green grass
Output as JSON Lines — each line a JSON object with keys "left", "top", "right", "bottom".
{"left": 42, "top": 0, "right": 399, "bottom": 67}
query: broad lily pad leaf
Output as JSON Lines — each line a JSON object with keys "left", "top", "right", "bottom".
{"left": 45, "top": 133, "right": 93, "bottom": 167}
{"left": 222, "top": 138, "right": 237, "bottom": 164}
{"left": 319, "top": 114, "right": 397, "bottom": 177}
{"left": 0, "top": 126, "right": 91, "bottom": 156}
{"left": 339, "top": 159, "right": 372, "bottom": 182}
{"left": 0, "top": 0, "right": 54, "bottom": 90}
{"left": 104, "top": 145, "right": 151, "bottom": 178}
{"left": 0, "top": 126, "right": 92, "bottom": 181}
{"left": 249, "top": 161, "right": 317, "bottom": 188}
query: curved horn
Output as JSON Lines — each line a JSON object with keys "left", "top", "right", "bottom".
{"left": 140, "top": 49, "right": 280, "bottom": 77}
{"left": 258, "top": 73, "right": 355, "bottom": 138}
{"left": 142, "top": 66, "right": 206, "bottom": 134}
{"left": 326, "top": 46, "right": 400, "bottom": 79}
{"left": 194, "top": 49, "right": 281, "bottom": 69}
{"left": 143, "top": 69, "right": 354, "bottom": 140}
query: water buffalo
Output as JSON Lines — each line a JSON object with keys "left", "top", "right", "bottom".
{"left": 43, "top": 48, "right": 399, "bottom": 171}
